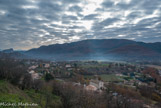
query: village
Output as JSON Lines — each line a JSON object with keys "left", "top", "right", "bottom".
{"left": 1, "top": 58, "right": 161, "bottom": 108}
{"left": 25, "top": 60, "right": 161, "bottom": 96}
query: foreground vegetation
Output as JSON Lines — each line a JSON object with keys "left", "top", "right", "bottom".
{"left": 0, "top": 59, "right": 161, "bottom": 108}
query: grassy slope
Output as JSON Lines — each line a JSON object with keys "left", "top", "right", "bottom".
{"left": 24, "top": 89, "right": 62, "bottom": 108}
{"left": 0, "top": 80, "right": 62, "bottom": 108}
{"left": 0, "top": 80, "right": 34, "bottom": 108}
{"left": 0, "top": 80, "right": 32, "bottom": 102}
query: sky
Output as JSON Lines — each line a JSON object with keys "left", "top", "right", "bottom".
{"left": 0, "top": 0, "right": 161, "bottom": 50}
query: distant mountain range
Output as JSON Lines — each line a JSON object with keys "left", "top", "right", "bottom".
{"left": 1, "top": 39, "right": 161, "bottom": 61}
{"left": 0, "top": 48, "right": 25, "bottom": 59}
{"left": 24, "top": 39, "right": 161, "bottom": 61}
{"left": 2, "top": 48, "right": 14, "bottom": 53}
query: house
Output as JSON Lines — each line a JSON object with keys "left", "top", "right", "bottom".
{"left": 29, "top": 65, "right": 38, "bottom": 70}
{"left": 89, "top": 80, "right": 105, "bottom": 90}
{"left": 138, "top": 82, "right": 148, "bottom": 86}
{"left": 44, "top": 64, "right": 50, "bottom": 68}
{"left": 149, "top": 82, "right": 156, "bottom": 87}
{"left": 65, "top": 64, "right": 71, "bottom": 68}
{"left": 99, "top": 81, "right": 104, "bottom": 89}
{"left": 112, "top": 92, "right": 118, "bottom": 96}
{"left": 73, "top": 82, "right": 81, "bottom": 86}
{"left": 67, "top": 68, "right": 73, "bottom": 71}
{"left": 85, "top": 85, "right": 97, "bottom": 91}
{"left": 159, "top": 70, "right": 161, "bottom": 76}
{"left": 28, "top": 70, "right": 40, "bottom": 79}
{"left": 31, "top": 73, "right": 40, "bottom": 79}
{"left": 143, "top": 104, "right": 151, "bottom": 108}
{"left": 116, "top": 73, "right": 123, "bottom": 77}
{"left": 29, "top": 70, "right": 35, "bottom": 74}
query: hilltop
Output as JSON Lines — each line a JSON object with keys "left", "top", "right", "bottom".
{"left": 26, "top": 39, "right": 161, "bottom": 61}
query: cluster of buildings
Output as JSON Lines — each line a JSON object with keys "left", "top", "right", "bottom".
{"left": 26, "top": 61, "right": 76, "bottom": 80}
{"left": 25, "top": 60, "right": 160, "bottom": 94}
{"left": 85, "top": 79, "right": 105, "bottom": 91}
{"left": 73, "top": 79, "right": 105, "bottom": 92}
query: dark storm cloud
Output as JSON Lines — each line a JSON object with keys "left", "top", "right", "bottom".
{"left": 83, "top": 14, "right": 98, "bottom": 20}
{"left": 116, "top": 0, "right": 161, "bottom": 15}
{"left": 127, "top": 11, "right": 142, "bottom": 19}
{"left": 116, "top": 0, "right": 141, "bottom": 10}
{"left": 102, "top": 0, "right": 114, "bottom": 7}
{"left": 38, "top": 1, "right": 62, "bottom": 12}
{"left": 92, "top": 18, "right": 120, "bottom": 31}
{"left": 68, "top": 5, "right": 82, "bottom": 12}
{"left": 62, "top": 15, "right": 78, "bottom": 21}
{"left": 100, "top": 18, "right": 120, "bottom": 26}
{"left": 62, "top": 0, "right": 81, "bottom": 4}
{"left": 0, "top": 0, "right": 161, "bottom": 49}
{"left": 141, "top": 0, "right": 161, "bottom": 14}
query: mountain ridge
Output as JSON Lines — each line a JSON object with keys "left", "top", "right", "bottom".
{"left": 24, "top": 39, "right": 161, "bottom": 61}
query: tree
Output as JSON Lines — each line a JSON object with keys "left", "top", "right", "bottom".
{"left": 45, "top": 73, "right": 54, "bottom": 82}
{"left": 33, "top": 79, "right": 44, "bottom": 92}
{"left": 21, "top": 73, "right": 32, "bottom": 90}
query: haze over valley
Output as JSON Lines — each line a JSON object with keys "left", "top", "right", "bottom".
{"left": 0, "top": 0, "right": 161, "bottom": 108}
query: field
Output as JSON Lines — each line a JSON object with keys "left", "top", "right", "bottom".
{"left": 146, "top": 65, "right": 161, "bottom": 70}
{"left": 80, "top": 63, "right": 109, "bottom": 68}
{"left": 99, "top": 74, "right": 124, "bottom": 82}
{"left": 84, "top": 74, "right": 125, "bottom": 82}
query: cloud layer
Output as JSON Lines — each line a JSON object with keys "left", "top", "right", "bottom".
{"left": 0, "top": 0, "right": 161, "bottom": 50}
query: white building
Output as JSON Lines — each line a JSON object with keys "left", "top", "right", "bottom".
{"left": 85, "top": 85, "right": 97, "bottom": 91}
{"left": 29, "top": 65, "right": 38, "bottom": 70}
{"left": 31, "top": 73, "right": 40, "bottom": 79}
{"left": 65, "top": 64, "right": 71, "bottom": 68}
{"left": 44, "top": 64, "right": 50, "bottom": 68}
{"left": 28, "top": 70, "right": 40, "bottom": 79}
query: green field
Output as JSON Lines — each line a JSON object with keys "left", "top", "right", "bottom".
{"left": 84, "top": 75, "right": 94, "bottom": 79}
{"left": 99, "top": 74, "right": 124, "bottom": 82}
{"left": 84, "top": 74, "right": 124, "bottom": 82}
{"left": 80, "top": 63, "right": 109, "bottom": 68}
